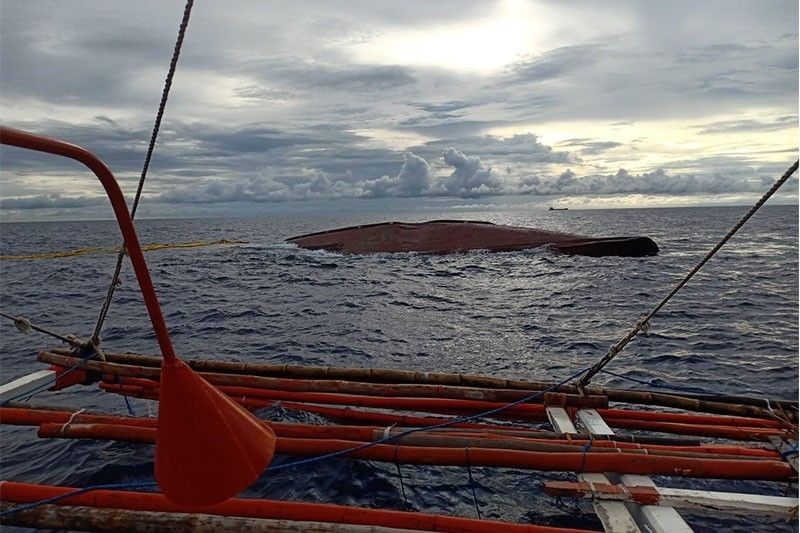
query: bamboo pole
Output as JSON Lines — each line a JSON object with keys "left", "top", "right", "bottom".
{"left": 0, "top": 481, "right": 593, "bottom": 533}
{"left": 0, "top": 503, "right": 419, "bottom": 532}
{"left": 26, "top": 414, "right": 773, "bottom": 460}
{"left": 0, "top": 402, "right": 715, "bottom": 447}
{"left": 74, "top": 349, "right": 797, "bottom": 412}
{"left": 97, "top": 379, "right": 794, "bottom": 439}
{"left": 33, "top": 423, "right": 795, "bottom": 480}
{"left": 39, "top": 351, "right": 795, "bottom": 421}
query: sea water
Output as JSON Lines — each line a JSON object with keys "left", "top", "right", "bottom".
{"left": 1, "top": 204, "right": 797, "bottom": 532}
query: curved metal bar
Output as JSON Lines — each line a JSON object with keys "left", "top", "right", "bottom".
{"left": 0, "top": 126, "right": 177, "bottom": 363}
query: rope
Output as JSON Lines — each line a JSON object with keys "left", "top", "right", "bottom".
{"left": 598, "top": 368, "right": 705, "bottom": 394}
{"left": 91, "top": 0, "right": 195, "bottom": 346}
{"left": 465, "top": 446, "right": 482, "bottom": 519}
{"left": 0, "top": 482, "right": 157, "bottom": 518}
{"left": 0, "top": 366, "right": 590, "bottom": 519}
{"left": 115, "top": 375, "right": 137, "bottom": 417}
{"left": 0, "top": 349, "right": 98, "bottom": 406}
{"left": 0, "top": 312, "right": 83, "bottom": 348}
{"left": 60, "top": 409, "right": 87, "bottom": 437}
{"left": 264, "top": 366, "right": 589, "bottom": 473}
{"left": 780, "top": 444, "right": 798, "bottom": 460}
{"left": 578, "top": 160, "right": 798, "bottom": 387}
{"left": 393, "top": 449, "right": 410, "bottom": 509}
{"left": 577, "top": 434, "right": 593, "bottom": 474}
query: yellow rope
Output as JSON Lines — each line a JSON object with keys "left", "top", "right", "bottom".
{"left": 0, "top": 239, "right": 247, "bottom": 261}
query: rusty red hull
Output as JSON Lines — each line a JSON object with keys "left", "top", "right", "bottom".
{"left": 287, "top": 220, "right": 658, "bottom": 257}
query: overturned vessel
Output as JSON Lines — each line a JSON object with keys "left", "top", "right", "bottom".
{"left": 287, "top": 220, "right": 659, "bottom": 257}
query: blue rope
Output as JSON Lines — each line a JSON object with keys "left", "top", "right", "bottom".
{"left": 393, "top": 456, "right": 409, "bottom": 509}
{"left": 465, "top": 446, "right": 482, "bottom": 519}
{"left": 598, "top": 368, "right": 707, "bottom": 395}
{"left": 780, "top": 444, "right": 798, "bottom": 460}
{"left": 577, "top": 434, "right": 593, "bottom": 474}
{"left": 265, "top": 366, "right": 589, "bottom": 474}
{"left": 0, "top": 481, "right": 157, "bottom": 517}
{"left": 115, "top": 374, "right": 137, "bottom": 416}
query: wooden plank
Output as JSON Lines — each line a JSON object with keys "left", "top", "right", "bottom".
{"left": 575, "top": 409, "right": 692, "bottom": 533}
{"left": 546, "top": 407, "right": 642, "bottom": 533}
{"left": 657, "top": 487, "right": 797, "bottom": 518}
{"left": 576, "top": 409, "right": 614, "bottom": 436}
{"left": 0, "top": 370, "right": 55, "bottom": 403}
{"left": 547, "top": 406, "right": 577, "bottom": 433}
{"left": 546, "top": 481, "right": 797, "bottom": 519}
{"left": 768, "top": 435, "right": 798, "bottom": 473}
{"left": 620, "top": 475, "right": 693, "bottom": 533}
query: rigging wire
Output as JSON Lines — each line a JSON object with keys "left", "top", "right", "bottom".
{"left": 90, "top": 0, "right": 195, "bottom": 348}
{"left": 578, "top": 160, "right": 799, "bottom": 387}
{"left": 0, "top": 312, "right": 83, "bottom": 349}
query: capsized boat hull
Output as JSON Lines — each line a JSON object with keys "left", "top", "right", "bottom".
{"left": 287, "top": 220, "right": 659, "bottom": 257}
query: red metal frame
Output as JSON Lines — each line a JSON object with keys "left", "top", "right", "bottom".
{"left": 0, "top": 126, "right": 177, "bottom": 363}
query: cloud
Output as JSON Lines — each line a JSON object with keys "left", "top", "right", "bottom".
{"left": 0, "top": 1, "right": 796, "bottom": 220}
{"left": 438, "top": 147, "right": 500, "bottom": 197}
{"left": 362, "top": 152, "right": 431, "bottom": 197}
{"left": 514, "top": 167, "right": 796, "bottom": 196}
{"left": 504, "top": 44, "right": 603, "bottom": 84}
{"left": 0, "top": 194, "right": 108, "bottom": 209}
{"left": 693, "top": 116, "right": 798, "bottom": 135}
{"left": 558, "top": 138, "right": 623, "bottom": 155}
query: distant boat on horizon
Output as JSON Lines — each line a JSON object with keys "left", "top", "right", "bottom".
{"left": 548, "top": 207, "right": 568, "bottom": 211}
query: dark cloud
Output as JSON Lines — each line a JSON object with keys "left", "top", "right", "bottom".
{"left": 559, "top": 138, "right": 624, "bottom": 155}
{"left": 515, "top": 168, "right": 797, "bottom": 196}
{"left": 247, "top": 59, "right": 417, "bottom": 93}
{"left": 504, "top": 44, "right": 603, "bottom": 84}
{"left": 693, "top": 116, "right": 798, "bottom": 135}
{"left": 0, "top": 194, "right": 108, "bottom": 210}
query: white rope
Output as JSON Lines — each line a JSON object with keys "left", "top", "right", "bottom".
{"left": 60, "top": 408, "right": 87, "bottom": 437}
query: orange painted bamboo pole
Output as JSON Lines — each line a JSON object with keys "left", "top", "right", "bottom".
{"left": 102, "top": 374, "right": 791, "bottom": 430}
{"left": 99, "top": 381, "right": 793, "bottom": 441}
{"left": 0, "top": 481, "right": 593, "bottom": 533}
{"left": 35, "top": 423, "right": 793, "bottom": 480}
{"left": 0, "top": 407, "right": 776, "bottom": 458}
{"left": 29, "top": 417, "right": 774, "bottom": 460}
{"left": 98, "top": 382, "right": 550, "bottom": 420}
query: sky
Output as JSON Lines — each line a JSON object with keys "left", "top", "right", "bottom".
{"left": 0, "top": 0, "right": 797, "bottom": 221}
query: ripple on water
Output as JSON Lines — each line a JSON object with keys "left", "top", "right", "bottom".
{"left": 0, "top": 206, "right": 797, "bottom": 532}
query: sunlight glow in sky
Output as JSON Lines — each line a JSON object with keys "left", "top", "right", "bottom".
{"left": 0, "top": 0, "right": 796, "bottom": 220}
{"left": 352, "top": 1, "right": 546, "bottom": 73}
